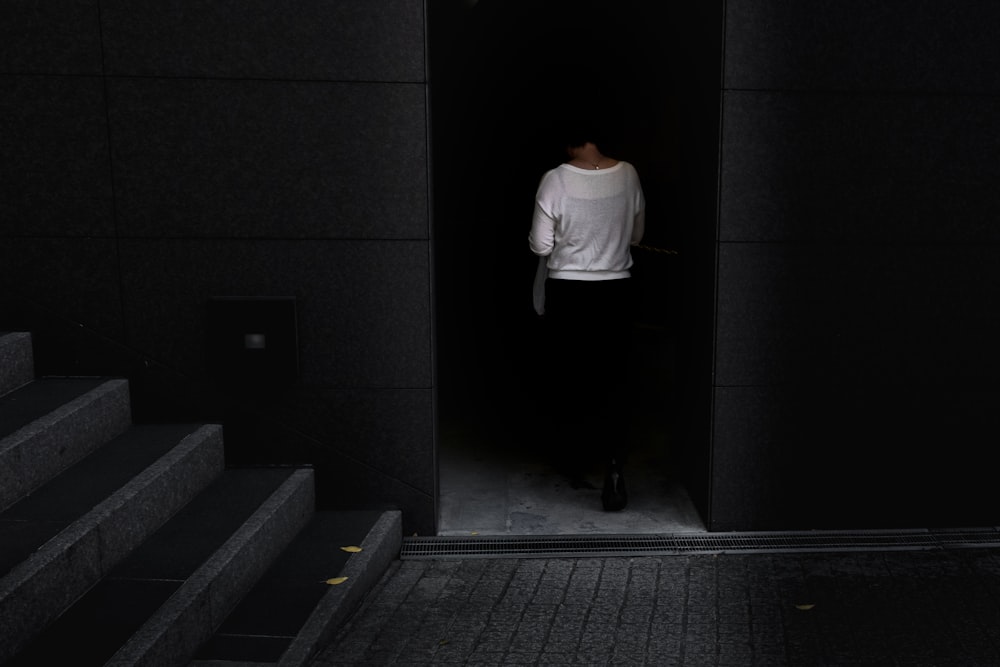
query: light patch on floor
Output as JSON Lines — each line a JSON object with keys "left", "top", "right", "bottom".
{"left": 438, "top": 422, "right": 706, "bottom": 536}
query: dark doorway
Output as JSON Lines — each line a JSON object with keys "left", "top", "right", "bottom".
{"left": 429, "top": 0, "right": 721, "bottom": 533}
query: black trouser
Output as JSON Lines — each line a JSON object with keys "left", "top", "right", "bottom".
{"left": 543, "top": 277, "right": 633, "bottom": 472}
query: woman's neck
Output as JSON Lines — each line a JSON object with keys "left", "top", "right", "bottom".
{"left": 567, "top": 143, "right": 616, "bottom": 170}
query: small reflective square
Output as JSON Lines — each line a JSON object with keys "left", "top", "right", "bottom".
{"left": 206, "top": 296, "right": 298, "bottom": 389}
{"left": 244, "top": 333, "right": 266, "bottom": 349}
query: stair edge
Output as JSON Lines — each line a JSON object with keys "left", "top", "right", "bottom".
{"left": 0, "top": 423, "right": 225, "bottom": 663}
{"left": 0, "top": 378, "right": 132, "bottom": 510}
{"left": 0, "top": 332, "right": 34, "bottom": 397}
{"left": 277, "top": 509, "right": 403, "bottom": 667}
{"left": 107, "top": 467, "right": 317, "bottom": 667}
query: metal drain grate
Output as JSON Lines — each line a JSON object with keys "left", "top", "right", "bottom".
{"left": 401, "top": 529, "right": 1000, "bottom": 559}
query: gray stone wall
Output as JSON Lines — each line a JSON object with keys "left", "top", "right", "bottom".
{"left": 0, "top": 1, "right": 436, "bottom": 533}
{"left": 713, "top": 0, "right": 1000, "bottom": 530}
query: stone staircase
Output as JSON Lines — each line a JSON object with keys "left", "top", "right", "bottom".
{"left": 0, "top": 331, "right": 400, "bottom": 666}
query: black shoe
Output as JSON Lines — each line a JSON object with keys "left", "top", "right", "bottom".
{"left": 601, "top": 460, "right": 627, "bottom": 511}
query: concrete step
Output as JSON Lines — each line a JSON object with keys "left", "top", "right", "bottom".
{"left": 5, "top": 466, "right": 315, "bottom": 667}
{"left": 0, "top": 329, "right": 402, "bottom": 665}
{"left": 191, "top": 509, "right": 402, "bottom": 667}
{"left": 0, "top": 332, "right": 34, "bottom": 396}
{"left": 0, "top": 422, "right": 225, "bottom": 663}
{"left": 0, "top": 376, "right": 132, "bottom": 510}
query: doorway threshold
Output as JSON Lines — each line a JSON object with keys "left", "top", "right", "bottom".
{"left": 401, "top": 528, "right": 1000, "bottom": 559}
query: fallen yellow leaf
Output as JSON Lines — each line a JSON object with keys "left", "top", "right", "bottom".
{"left": 325, "top": 577, "right": 349, "bottom": 585}
{"left": 340, "top": 545, "right": 363, "bottom": 553}
{"left": 795, "top": 604, "right": 815, "bottom": 611}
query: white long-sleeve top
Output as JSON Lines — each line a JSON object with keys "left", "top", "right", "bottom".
{"left": 528, "top": 161, "right": 645, "bottom": 281}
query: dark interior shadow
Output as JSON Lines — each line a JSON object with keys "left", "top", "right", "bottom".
{"left": 429, "top": 0, "right": 718, "bottom": 534}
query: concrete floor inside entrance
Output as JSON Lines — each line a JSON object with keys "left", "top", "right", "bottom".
{"left": 437, "top": 418, "right": 706, "bottom": 537}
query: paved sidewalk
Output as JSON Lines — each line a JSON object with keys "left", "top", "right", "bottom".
{"left": 310, "top": 546, "right": 1000, "bottom": 666}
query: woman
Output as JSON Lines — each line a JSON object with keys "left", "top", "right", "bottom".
{"left": 528, "top": 123, "right": 646, "bottom": 511}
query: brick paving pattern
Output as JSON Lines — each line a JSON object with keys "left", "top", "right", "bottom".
{"left": 311, "top": 548, "right": 1000, "bottom": 665}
